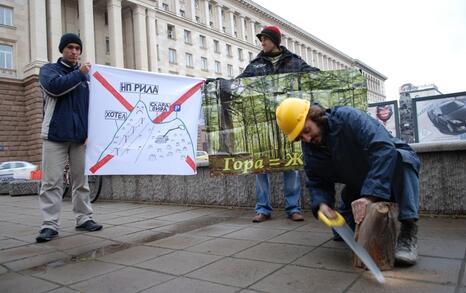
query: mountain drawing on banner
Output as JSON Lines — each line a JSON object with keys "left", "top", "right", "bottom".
{"left": 94, "top": 100, "right": 195, "bottom": 172}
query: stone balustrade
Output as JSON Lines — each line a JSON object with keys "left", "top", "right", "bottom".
{"left": 98, "top": 141, "right": 466, "bottom": 215}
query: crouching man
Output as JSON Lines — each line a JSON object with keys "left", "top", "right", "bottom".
{"left": 275, "top": 98, "right": 420, "bottom": 265}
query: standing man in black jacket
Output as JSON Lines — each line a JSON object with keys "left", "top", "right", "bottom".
{"left": 238, "top": 26, "right": 319, "bottom": 222}
{"left": 36, "top": 33, "right": 103, "bottom": 243}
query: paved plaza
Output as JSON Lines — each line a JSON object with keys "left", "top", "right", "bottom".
{"left": 0, "top": 195, "right": 465, "bottom": 293}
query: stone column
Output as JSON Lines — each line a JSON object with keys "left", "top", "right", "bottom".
{"left": 240, "top": 16, "right": 246, "bottom": 41}
{"left": 228, "top": 10, "right": 235, "bottom": 37}
{"left": 147, "top": 9, "right": 158, "bottom": 71}
{"left": 304, "top": 47, "right": 309, "bottom": 64}
{"left": 107, "top": 0, "right": 124, "bottom": 67}
{"left": 190, "top": 0, "right": 196, "bottom": 21}
{"left": 25, "top": 0, "right": 48, "bottom": 75}
{"left": 203, "top": 0, "right": 210, "bottom": 26}
{"left": 133, "top": 5, "right": 148, "bottom": 70}
{"left": 250, "top": 20, "right": 256, "bottom": 44}
{"left": 216, "top": 5, "right": 223, "bottom": 32}
{"left": 173, "top": 0, "right": 179, "bottom": 15}
{"left": 47, "top": 0, "right": 62, "bottom": 62}
{"left": 78, "top": 0, "right": 96, "bottom": 63}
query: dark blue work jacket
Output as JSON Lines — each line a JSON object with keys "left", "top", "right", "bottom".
{"left": 302, "top": 106, "right": 420, "bottom": 217}
{"left": 39, "top": 58, "right": 89, "bottom": 143}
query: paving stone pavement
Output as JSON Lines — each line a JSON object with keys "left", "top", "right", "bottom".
{"left": 0, "top": 195, "right": 465, "bottom": 293}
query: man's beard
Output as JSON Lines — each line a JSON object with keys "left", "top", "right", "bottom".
{"left": 311, "top": 122, "right": 327, "bottom": 147}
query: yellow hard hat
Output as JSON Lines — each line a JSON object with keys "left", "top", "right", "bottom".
{"left": 276, "top": 98, "right": 310, "bottom": 142}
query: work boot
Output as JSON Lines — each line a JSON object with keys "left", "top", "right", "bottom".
{"left": 395, "top": 220, "right": 418, "bottom": 265}
{"left": 252, "top": 213, "right": 271, "bottom": 223}
{"left": 289, "top": 212, "right": 304, "bottom": 221}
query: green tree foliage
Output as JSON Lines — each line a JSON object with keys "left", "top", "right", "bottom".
{"left": 202, "top": 69, "right": 368, "bottom": 175}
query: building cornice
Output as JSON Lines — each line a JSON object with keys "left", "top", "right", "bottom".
{"left": 236, "top": 0, "right": 354, "bottom": 63}
{"left": 353, "top": 59, "right": 387, "bottom": 80}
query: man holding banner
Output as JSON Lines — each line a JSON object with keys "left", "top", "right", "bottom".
{"left": 275, "top": 98, "right": 420, "bottom": 265}
{"left": 237, "top": 25, "right": 319, "bottom": 222}
{"left": 36, "top": 33, "right": 102, "bottom": 243}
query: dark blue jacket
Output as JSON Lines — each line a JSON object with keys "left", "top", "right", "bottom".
{"left": 237, "top": 46, "right": 319, "bottom": 78}
{"left": 39, "top": 58, "right": 89, "bottom": 143}
{"left": 302, "top": 106, "right": 420, "bottom": 217}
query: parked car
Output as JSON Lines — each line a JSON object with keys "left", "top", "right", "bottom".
{"left": 0, "top": 161, "right": 38, "bottom": 181}
{"left": 195, "top": 151, "right": 209, "bottom": 167}
{"left": 427, "top": 99, "right": 466, "bottom": 135}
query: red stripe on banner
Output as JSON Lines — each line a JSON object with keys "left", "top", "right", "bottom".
{"left": 93, "top": 71, "right": 134, "bottom": 112}
{"left": 185, "top": 155, "right": 196, "bottom": 171}
{"left": 89, "top": 154, "right": 114, "bottom": 174}
{"left": 153, "top": 81, "right": 204, "bottom": 123}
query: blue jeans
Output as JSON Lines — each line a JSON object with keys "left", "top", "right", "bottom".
{"left": 337, "top": 159, "right": 420, "bottom": 229}
{"left": 255, "top": 170, "right": 301, "bottom": 216}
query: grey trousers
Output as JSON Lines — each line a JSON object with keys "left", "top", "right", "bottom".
{"left": 39, "top": 140, "right": 93, "bottom": 231}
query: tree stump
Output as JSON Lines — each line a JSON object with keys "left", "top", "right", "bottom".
{"left": 353, "top": 202, "right": 398, "bottom": 271}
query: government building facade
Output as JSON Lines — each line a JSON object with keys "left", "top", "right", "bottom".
{"left": 0, "top": 0, "right": 387, "bottom": 164}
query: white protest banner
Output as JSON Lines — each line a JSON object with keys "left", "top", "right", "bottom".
{"left": 85, "top": 65, "right": 203, "bottom": 175}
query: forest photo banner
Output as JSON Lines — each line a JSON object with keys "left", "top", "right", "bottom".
{"left": 202, "top": 69, "right": 367, "bottom": 176}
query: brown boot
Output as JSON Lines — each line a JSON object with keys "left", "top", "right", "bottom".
{"left": 290, "top": 212, "right": 304, "bottom": 221}
{"left": 252, "top": 213, "right": 271, "bottom": 223}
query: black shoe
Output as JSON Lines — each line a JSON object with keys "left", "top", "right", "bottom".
{"left": 36, "top": 228, "right": 58, "bottom": 243}
{"left": 76, "top": 220, "right": 103, "bottom": 232}
{"left": 395, "top": 220, "right": 418, "bottom": 265}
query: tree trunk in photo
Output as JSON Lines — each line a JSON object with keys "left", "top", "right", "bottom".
{"left": 353, "top": 202, "right": 398, "bottom": 271}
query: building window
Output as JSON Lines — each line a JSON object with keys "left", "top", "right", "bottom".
{"left": 168, "top": 48, "right": 177, "bottom": 64}
{"left": 167, "top": 24, "right": 175, "bottom": 39}
{"left": 249, "top": 52, "right": 254, "bottom": 61}
{"left": 105, "top": 37, "right": 110, "bottom": 54}
{"left": 237, "top": 48, "right": 243, "bottom": 61}
{"left": 162, "top": 3, "right": 169, "bottom": 11}
{"left": 227, "top": 64, "right": 233, "bottom": 77}
{"left": 0, "top": 44, "right": 13, "bottom": 69}
{"left": 213, "top": 40, "right": 220, "bottom": 53}
{"left": 180, "top": 9, "right": 185, "bottom": 17}
{"left": 195, "top": 0, "right": 199, "bottom": 9}
{"left": 199, "top": 35, "right": 206, "bottom": 48}
{"left": 156, "top": 45, "right": 160, "bottom": 61}
{"left": 184, "top": 30, "right": 192, "bottom": 44}
{"left": 195, "top": 16, "right": 200, "bottom": 23}
{"left": 185, "top": 53, "right": 193, "bottom": 68}
{"left": 0, "top": 5, "right": 13, "bottom": 26}
{"left": 201, "top": 57, "right": 208, "bottom": 71}
{"left": 215, "top": 61, "right": 221, "bottom": 73}
{"left": 239, "top": 67, "right": 244, "bottom": 73}
{"left": 104, "top": 11, "right": 108, "bottom": 26}
{"left": 226, "top": 44, "right": 232, "bottom": 56}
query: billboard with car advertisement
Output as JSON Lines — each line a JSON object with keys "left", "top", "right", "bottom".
{"left": 413, "top": 91, "right": 466, "bottom": 142}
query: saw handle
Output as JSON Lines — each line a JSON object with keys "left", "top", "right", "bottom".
{"left": 318, "top": 210, "right": 345, "bottom": 227}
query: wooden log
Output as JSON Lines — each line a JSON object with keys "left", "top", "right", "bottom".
{"left": 353, "top": 202, "right": 398, "bottom": 271}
